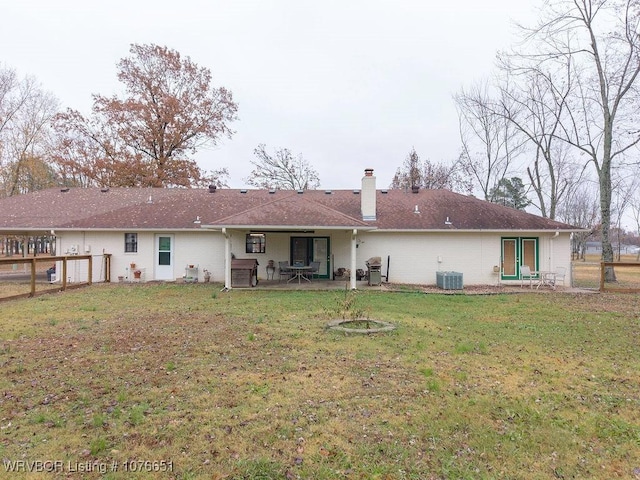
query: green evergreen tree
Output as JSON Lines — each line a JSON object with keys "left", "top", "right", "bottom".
{"left": 489, "top": 177, "right": 530, "bottom": 210}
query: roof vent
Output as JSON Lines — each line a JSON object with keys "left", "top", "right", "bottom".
{"left": 147, "top": 195, "right": 153, "bottom": 204}
{"left": 297, "top": 190, "right": 304, "bottom": 194}
{"left": 414, "top": 205, "right": 420, "bottom": 214}
{"left": 445, "top": 216, "right": 452, "bottom": 225}
{"left": 208, "top": 184, "right": 217, "bottom": 193}
{"left": 60, "top": 187, "right": 70, "bottom": 193}
{"left": 381, "top": 189, "right": 388, "bottom": 194}
{"left": 240, "top": 189, "right": 247, "bottom": 194}
{"left": 268, "top": 189, "right": 276, "bottom": 194}
{"left": 325, "top": 190, "right": 332, "bottom": 194}
{"left": 353, "top": 190, "right": 360, "bottom": 195}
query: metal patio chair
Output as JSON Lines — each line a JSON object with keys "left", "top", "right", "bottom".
{"left": 520, "top": 265, "right": 535, "bottom": 289}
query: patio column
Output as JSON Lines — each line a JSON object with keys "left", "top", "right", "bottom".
{"left": 350, "top": 229, "right": 357, "bottom": 290}
{"left": 223, "top": 228, "right": 231, "bottom": 290}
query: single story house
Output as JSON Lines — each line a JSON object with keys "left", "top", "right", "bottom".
{"left": 0, "top": 169, "right": 580, "bottom": 289}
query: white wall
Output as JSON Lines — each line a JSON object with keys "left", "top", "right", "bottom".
{"left": 351, "top": 230, "right": 573, "bottom": 286}
{"left": 173, "top": 232, "right": 225, "bottom": 282}
{"left": 351, "top": 231, "right": 498, "bottom": 285}
{"left": 54, "top": 229, "right": 573, "bottom": 286}
{"left": 56, "top": 230, "right": 225, "bottom": 283}
{"left": 225, "top": 231, "right": 292, "bottom": 280}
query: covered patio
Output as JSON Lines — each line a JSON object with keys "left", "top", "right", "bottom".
{"left": 242, "top": 277, "right": 386, "bottom": 291}
{"left": 208, "top": 223, "right": 377, "bottom": 291}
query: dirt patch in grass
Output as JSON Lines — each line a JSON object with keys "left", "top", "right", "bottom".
{"left": 0, "top": 284, "right": 639, "bottom": 479}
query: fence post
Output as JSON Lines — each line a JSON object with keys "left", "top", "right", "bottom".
{"left": 104, "top": 254, "right": 112, "bottom": 282}
{"left": 30, "top": 258, "right": 36, "bottom": 297}
{"left": 62, "top": 258, "right": 67, "bottom": 291}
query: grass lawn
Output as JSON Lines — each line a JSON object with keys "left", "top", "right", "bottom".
{"left": 0, "top": 284, "right": 639, "bottom": 479}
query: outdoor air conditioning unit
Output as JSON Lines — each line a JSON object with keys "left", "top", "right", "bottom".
{"left": 436, "top": 271, "right": 463, "bottom": 290}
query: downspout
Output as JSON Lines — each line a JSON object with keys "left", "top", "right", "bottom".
{"left": 223, "top": 228, "right": 231, "bottom": 291}
{"left": 549, "top": 231, "right": 559, "bottom": 268}
{"left": 350, "top": 229, "right": 357, "bottom": 290}
{"left": 550, "top": 231, "right": 562, "bottom": 285}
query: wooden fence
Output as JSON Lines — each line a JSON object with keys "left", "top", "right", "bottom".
{"left": 0, "top": 254, "right": 112, "bottom": 301}
{"left": 599, "top": 262, "right": 640, "bottom": 293}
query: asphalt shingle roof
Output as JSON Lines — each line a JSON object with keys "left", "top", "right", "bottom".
{"left": 0, "top": 187, "right": 579, "bottom": 232}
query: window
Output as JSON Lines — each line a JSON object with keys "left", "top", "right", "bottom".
{"left": 246, "top": 233, "right": 266, "bottom": 254}
{"left": 125, "top": 233, "right": 138, "bottom": 253}
{"left": 157, "top": 236, "right": 171, "bottom": 265}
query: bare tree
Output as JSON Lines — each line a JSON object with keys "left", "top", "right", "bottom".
{"left": 455, "top": 82, "right": 523, "bottom": 200}
{"left": 391, "top": 148, "right": 421, "bottom": 190}
{"left": 518, "top": 0, "right": 640, "bottom": 281}
{"left": 610, "top": 171, "right": 639, "bottom": 260}
{"left": 52, "top": 44, "right": 237, "bottom": 188}
{"left": 390, "top": 147, "right": 469, "bottom": 192}
{"left": 246, "top": 144, "right": 320, "bottom": 190}
{"left": 557, "top": 182, "right": 600, "bottom": 260}
{"left": 0, "top": 67, "right": 25, "bottom": 196}
{"left": 0, "top": 67, "right": 27, "bottom": 138}
{"left": 495, "top": 54, "right": 581, "bottom": 219}
{"left": 630, "top": 183, "right": 640, "bottom": 261}
{"left": 0, "top": 67, "right": 59, "bottom": 196}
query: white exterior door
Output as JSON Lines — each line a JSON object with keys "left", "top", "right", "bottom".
{"left": 155, "top": 234, "right": 174, "bottom": 280}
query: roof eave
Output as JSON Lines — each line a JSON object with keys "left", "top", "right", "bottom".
{"left": 201, "top": 224, "right": 378, "bottom": 231}
{"left": 362, "top": 228, "right": 585, "bottom": 233}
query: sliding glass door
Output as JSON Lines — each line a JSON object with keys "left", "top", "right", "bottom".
{"left": 290, "top": 237, "right": 330, "bottom": 279}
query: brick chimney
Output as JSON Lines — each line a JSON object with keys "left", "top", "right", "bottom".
{"left": 361, "top": 168, "right": 376, "bottom": 221}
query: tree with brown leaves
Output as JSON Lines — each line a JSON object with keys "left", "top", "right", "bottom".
{"left": 52, "top": 44, "right": 237, "bottom": 188}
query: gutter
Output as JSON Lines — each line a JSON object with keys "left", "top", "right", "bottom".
{"left": 364, "top": 228, "right": 583, "bottom": 234}
{"left": 200, "top": 225, "right": 378, "bottom": 232}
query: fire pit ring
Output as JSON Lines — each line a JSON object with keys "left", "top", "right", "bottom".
{"left": 326, "top": 319, "right": 396, "bottom": 334}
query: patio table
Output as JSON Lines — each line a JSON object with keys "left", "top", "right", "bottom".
{"left": 535, "top": 271, "right": 557, "bottom": 290}
{"left": 287, "top": 265, "right": 312, "bottom": 284}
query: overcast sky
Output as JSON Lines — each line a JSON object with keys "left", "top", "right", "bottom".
{"left": 2, "top": 0, "right": 539, "bottom": 190}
